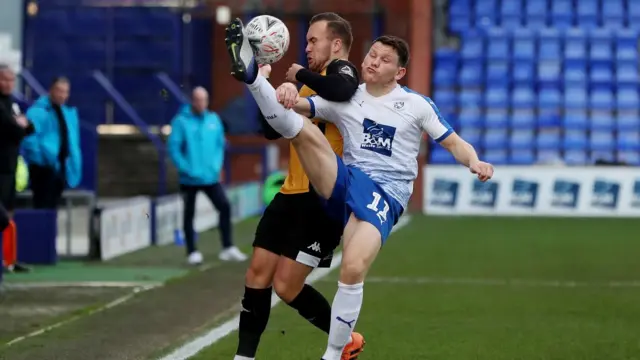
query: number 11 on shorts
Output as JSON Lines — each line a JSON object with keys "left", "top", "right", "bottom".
{"left": 367, "top": 192, "right": 389, "bottom": 223}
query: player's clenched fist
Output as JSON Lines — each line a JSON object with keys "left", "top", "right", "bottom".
{"left": 276, "top": 82, "right": 299, "bottom": 109}
{"left": 285, "top": 63, "right": 304, "bottom": 82}
{"left": 469, "top": 160, "right": 494, "bottom": 182}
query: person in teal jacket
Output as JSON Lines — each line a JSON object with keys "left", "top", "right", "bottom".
{"left": 21, "top": 77, "right": 82, "bottom": 209}
{"left": 168, "top": 87, "right": 246, "bottom": 265}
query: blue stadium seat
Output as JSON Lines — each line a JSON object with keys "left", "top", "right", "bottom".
{"left": 536, "top": 131, "right": 560, "bottom": 150}
{"left": 511, "top": 86, "right": 536, "bottom": 108}
{"left": 430, "top": 146, "right": 457, "bottom": 164}
{"left": 458, "top": 62, "right": 484, "bottom": 86}
{"left": 538, "top": 109, "right": 561, "bottom": 127}
{"left": 486, "top": 62, "right": 510, "bottom": 85}
{"left": 616, "top": 88, "right": 638, "bottom": 110}
{"left": 563, "top": 130, "right": 588, "bottom": 150}
{"left": 616, "top": 29, "right": 638, "bottom": 62}
{"left": 539, "top": 29, "right": 561, "bottom": 60}
{"left": 461, "top": 33, "right": 484, "bottom": 59}
{"left": 511, "top": 110, "right": 536, "bottom": 129}
{"left": 509, "top": 130, "right": 534, "bottom": 150}
{"left": 616, "top": 63, "right": 639, "bottom": 85}
{"left": 618, "top": 131, "right": 640, "bottom": 150}
{"left": 591, "top": 151, "right": 615, "bottom": 163}
{"left": 538, "top": 87, "right": 561, "bottom": 109}
{"left": 564, "top": 88, "right": 588, "bottom": 109}
{"left": 459, "top": 128, "right": 483, "bottom": 148}
{"left": 537, "top": 150, "right": 562, "bottom": 163}
{"left": 590, "top": 63, "right": 613, "bottom": 86}
{"left": 526, "top": 0, "right": 548, "bottom": 16}
{"left": 563, "top": 110, "right": 589, "bottom": 129}
{"left": 550, "top": 0, "right": 573, "bottom": 30}
{"left": 590, "top": 89, "right": 614, "bottom": 110}
{"left": 434, "top": 67, "right": 457, "bottom": 87}
{"left": 485, "top": 111, "right": 509, "bottom": 128}
{"left": 433, "top": 89, "right": 456, "bottom": 110}
{"left": 449, "top": 15, "right": 472, "bottom": 33}
{"left": 501, "top": 0, "right": 522, "bottom": 16}
{"left": 526, "top": 16, "right": 547, "bottom": 30}
{"left": 513, "top": 61, "right": 535, "bottom": 83}
{"left": 618, "top": 151, "right": 640, "bottom": 165}
{"left": 564, "top": 62, "right": 587, "bottom": 86}
{"left": 629, "top": 1, "right": 640, "bottom": 29}
{"left": 475, "top": 0, "right": 499, "bottom": 30}
{"left": 589, "top": 29, "right": 614, "bottom": 63}
{"left": 449, "top": 0, "right": 472, "bottom": 16}
{"left": 513, "top": 33, "right": 535, "bottom": 61}
{"left": 602, "top": 0, "right": 625, "bottom": 29}
{"left": 483, "top": 150, "right": 508, "bottom": 164}
{"left": 590, "top": 113, "right": 615, "bottom": 131}
{"left": 565, "top": 29, "right": 587, "bottom": 62}
{"left": 617, "top": 113, "right": 640, "bottom": 131}
{"left": 564, "top": 150, "right": 588, "bottom": 165}
{"left": 485, "top": 86, "right": 509, "bottom": 108}
{"left": 590, "top": 131, "right": 615, "bottom": 151}
{"left": 459, "top": 90, "right": 483, "bottom": 108}
{"left": 501, "top": 16, "right": 522, "bottom": 30}
{"left": 487, "top": 29, "right": 510, "bottom": 60}
{"left": 458, "top": 108, "right": 484, "bottom": 128}
{"left": 482, "top": 129, "right": 508, "bottom": 149}
{"left": 538, "top": 62, "right": 561, "bottom": 86}
{"left": 509, "top": 150, "right": 535, "bottom": 165}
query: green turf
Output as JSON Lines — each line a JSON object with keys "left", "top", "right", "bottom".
{"left": 192, "top": 216, "right": 640, "bottom": 360}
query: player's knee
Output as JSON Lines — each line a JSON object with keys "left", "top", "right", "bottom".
{"left": 273, "top": 275, "right": 303, "bottom": 303}
{"left": 245, "top": 253, "right": 278, "bottom": 288}
{"left": 339, "top": 259, "right": 368, "bottom": 284}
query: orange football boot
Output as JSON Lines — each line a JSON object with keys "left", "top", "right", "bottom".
{"left": 341, "top": 332, "right": 365, "bottom": 359}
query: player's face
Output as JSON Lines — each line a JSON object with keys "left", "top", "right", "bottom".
{"left": 306, "top": 21, "right": 335, "bottom": 73}
{"left": 0, "top": 69, "right": 15, "bottom": 96}
{"left": 361, "top": 42, "right": 406, "bottom": 85}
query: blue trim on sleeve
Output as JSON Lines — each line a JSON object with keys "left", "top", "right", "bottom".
{"left": 401, "top": 86, "right": 453, "bottom": 131}
{"left": 306, "top": 97, "right": 316, "bottom": 118}
{"left": 435, "top": 128, "right": 454, "bottom": 143}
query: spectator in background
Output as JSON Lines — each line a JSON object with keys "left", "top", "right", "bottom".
{"left": 22, "top": 76, "right": 82, "bottom": 209}
{"left": 168, "top": 87, "right": 247, "bottom": 265}
{"left": 0, "top": 64, "right": 33, "bottom": 273}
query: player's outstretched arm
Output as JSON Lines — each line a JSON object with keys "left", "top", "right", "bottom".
{"left": 276, "top": 82, "right": 340, "bottom": 124}
{"left": 289, "top": 60, "right": 359, "bottom": 102}
{"left": 440, "top": 134, "right": 494, "bottom": 182}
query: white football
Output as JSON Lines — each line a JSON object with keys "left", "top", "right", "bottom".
{"left": 245, "top": 15, "right": 290, "bottom": 64}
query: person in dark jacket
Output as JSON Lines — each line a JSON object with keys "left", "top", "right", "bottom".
{"left": 0, "top": 65, "right": 34, "bottom": 215}
{"left": 168, "top": 87, "right": 247, "bottom": 265}
{"left": 21, "top": 76, "right": 82, "bottom": 209}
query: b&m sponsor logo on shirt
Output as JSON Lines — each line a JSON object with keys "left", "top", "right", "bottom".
{"left": 470, "top": 180, "right": 498, "bottom": 208}
{"left": 591, "top": 179, "right": 620, "bottom": 209}
{"left": 551, "top": 180, "right": 580, "bottom": 208}
{"left": 430, "top": 179, "right": 458, "bottom": 207}
{"left": 511, "top": 179, "right": 538, "bottom": 208}
{"left": 361, "top": 118, "right": 396, "bottom": 157}
{"left": 632, "top": 180, "right": 640, "bottom": 208}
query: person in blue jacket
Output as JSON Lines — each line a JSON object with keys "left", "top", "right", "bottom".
{"left": 21, "top": 77, "right": 82, "bottom": 209}
{"left": 168, "top": 87, "right": 247, "bottom": 265}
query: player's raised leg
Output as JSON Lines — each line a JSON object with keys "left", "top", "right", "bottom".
{"left": 225, "top": 18, "right": 339, "bottom": 199}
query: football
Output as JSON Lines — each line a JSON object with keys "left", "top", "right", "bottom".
{"left": 245, "top": 15, "right": 290, "bottom": 64}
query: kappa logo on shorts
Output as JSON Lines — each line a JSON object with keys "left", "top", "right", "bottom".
{"left": 552, "top": 180, "right": 580, "bottom": 208}
{"left": 511, "top": 179, "right": 538, "bottom": 208}
{"left": 591, "top": 179, "right": 619, "bottom": 209}
{"left": 361, "top": 118, "right": 396, "bottom": 157}
{"left": 307, "top": 242, "right": 321, "bottom": 253}
{"left": 471, "top": 180, "right": 498, "bottom": 208}
{"left": 430, "top": 179, "right": 458, "bottom": 207}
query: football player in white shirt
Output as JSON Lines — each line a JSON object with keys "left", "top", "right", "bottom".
{"left": 225, "top": 19, "right": 493, "bottom": 360}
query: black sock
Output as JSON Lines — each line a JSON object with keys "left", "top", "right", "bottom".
{"left": 236, "top": 286, "right": 273, "bottom": 357}
{"left": 287, "top": 284, "right": 331, "bottom": 334}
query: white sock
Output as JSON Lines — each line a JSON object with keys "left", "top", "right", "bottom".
{"left": 322, "top": 282, "right": 364, "bottom": 360}
{"left": 233, "top": 356, "right": 254, "bottom": 360}
{"left": 247, "top": 75, "right": 303, "bottom": 139}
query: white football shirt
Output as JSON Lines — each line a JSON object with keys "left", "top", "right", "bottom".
{"left": 308, "top": 84, "right": 454, "bottom": 208}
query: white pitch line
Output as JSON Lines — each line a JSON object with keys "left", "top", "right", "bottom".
{"left": 158, "top": 215, "right": 412, "bottom": 360}
{"left": 355, "top": 276, "right": 640, "bottom": 289}
{"left": 4, "top": 284, "right": 159, "bottom": 347}
{"left": 2, "top": 281, "right": 163, "bottom": 289}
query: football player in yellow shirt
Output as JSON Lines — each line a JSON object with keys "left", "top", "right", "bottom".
{"left": 234, "top": 13, "right": 364, "bottom": 360}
